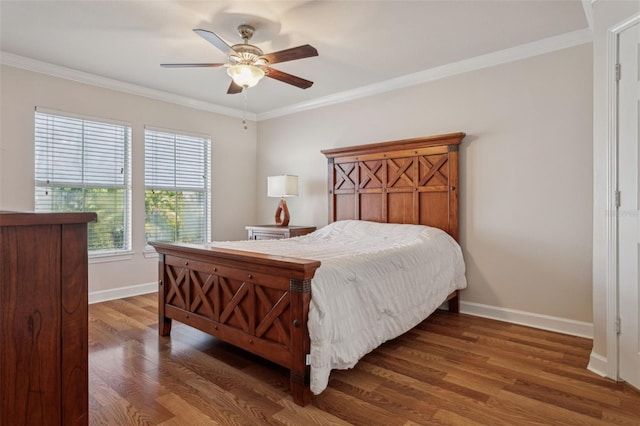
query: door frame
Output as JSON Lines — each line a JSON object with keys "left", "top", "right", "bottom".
{"left": 604, "top": 13, "right": 640, "bottom": 380}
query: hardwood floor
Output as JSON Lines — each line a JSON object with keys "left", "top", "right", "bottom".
{"left": 89, "top": 293, "right": 640, "bottom": 425}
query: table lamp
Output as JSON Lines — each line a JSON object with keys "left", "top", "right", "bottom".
{"left": 267, "top": 175, "right": 298, "bottom": 226}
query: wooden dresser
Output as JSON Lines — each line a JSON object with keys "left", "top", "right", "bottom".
{"left": 0, "top": 211, "right": 96, "bottom": 426}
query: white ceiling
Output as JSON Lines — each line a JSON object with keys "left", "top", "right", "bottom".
{"left": 0, "top": 1, "right": 589, "bottom": 119}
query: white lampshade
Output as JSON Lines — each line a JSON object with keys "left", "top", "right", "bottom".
{"left": 268, "top": 175, "right": 298, "bottom": 197}
{"left": 227, "top": 64, "right": 265, "bottom": 88}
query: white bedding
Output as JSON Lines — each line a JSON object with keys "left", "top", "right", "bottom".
{"left": 208, "top": 220, "right": 467, "bottom": 394}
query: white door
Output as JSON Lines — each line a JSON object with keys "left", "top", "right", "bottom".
{"left": 618, "top": 20, "right": 640, "bottom": 391}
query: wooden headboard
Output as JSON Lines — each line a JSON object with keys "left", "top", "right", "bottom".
{"left": 321, "top": 132, "right": 465, "bottom": 241}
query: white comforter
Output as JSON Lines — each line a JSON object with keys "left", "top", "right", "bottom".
{"left": 208, "top": 220, "right": 467, "bottom": 394}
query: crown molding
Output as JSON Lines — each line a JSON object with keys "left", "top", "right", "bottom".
{"left": 258, "top": 28, "right": 593, "bottom": 121}
{"left": 1, "top": 27, "right": 592, "bottom": 123}
{"left": 0, "top": 51, "right": 254, "bottom": 121}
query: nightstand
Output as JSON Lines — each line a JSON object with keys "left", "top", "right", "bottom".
{"left": 246, "top": 225, "right": 316, "bottom": 240}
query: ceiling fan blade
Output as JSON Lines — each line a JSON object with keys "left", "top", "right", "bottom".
{"left": 264, "top": 67, "right": 313, "bottom": 89}
{"left": 193, "top": 28, "right": 236, "bottom": 57}
{"left": 261, "top": 44, "right": 318, "bottom": 65}
{"left": 161, "top": 63, "right": 226, "bottom": 68}
{"left": 227, "top": 81, "right": 243, "bottom": 94}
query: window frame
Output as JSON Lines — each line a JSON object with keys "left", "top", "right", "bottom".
{"left": 143, "top": 126, "right": 212, "bottom": 249}
{"left": 34, "top": 108, "right": 132, "bottom": 258}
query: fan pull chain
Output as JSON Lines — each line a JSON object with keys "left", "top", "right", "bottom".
{"left": 242, "top": 88, "right": 248, "bottom": 130}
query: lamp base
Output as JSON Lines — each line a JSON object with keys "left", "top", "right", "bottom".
{"left": 275, "top": 198, "right": 290, "bottom": 226}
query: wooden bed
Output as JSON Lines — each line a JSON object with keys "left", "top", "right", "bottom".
{"left": 150, "top": 131, "right": 465, "bottom": 406}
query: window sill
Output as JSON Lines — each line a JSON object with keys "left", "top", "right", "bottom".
{"left": 89, "top": 251, "right": 134, "bottom": 264}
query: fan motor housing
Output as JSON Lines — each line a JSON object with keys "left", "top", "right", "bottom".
{"left": 230, "top": 44, "right": 265, "bottom": 64}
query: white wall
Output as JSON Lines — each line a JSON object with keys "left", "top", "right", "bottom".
{"left": 0, "top": 65, "right": 258, "bottom": 296}
{"left": 257, "top": 44, "right": 594, "bottom": 324}
{"left": 591, "top": 0, "right": 640, "bottom": 377}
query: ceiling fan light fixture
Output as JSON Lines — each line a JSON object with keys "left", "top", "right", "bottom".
{"left": 163, "top": 27, "right": 317, "bottom": 93}
{"left": 227, "top": 64, "right": 265, "bottom": 88}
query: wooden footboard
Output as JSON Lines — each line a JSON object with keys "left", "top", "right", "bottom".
{"left": 150, "top": 241, "right": 321, "bottom": 406}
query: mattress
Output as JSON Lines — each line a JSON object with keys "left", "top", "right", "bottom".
{"left": 208, "top": 220, "right": 467, "bottom": 394}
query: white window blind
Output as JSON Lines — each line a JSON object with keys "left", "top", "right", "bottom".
{"left": 144, "top": 128, "right": 211, "bottom": 245}
{"left": 34, "top": 110, "right": 132, "bottom": 253}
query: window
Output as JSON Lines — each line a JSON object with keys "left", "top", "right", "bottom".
{"left": 144, "top": 127, "right": 211, "bottom": 245}
{"left": 35, "top": 109, "right": 132, "bottom": 254}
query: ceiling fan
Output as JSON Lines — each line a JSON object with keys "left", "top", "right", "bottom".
{"left": 161, "top": 24, "right": 318, "bottom": 94}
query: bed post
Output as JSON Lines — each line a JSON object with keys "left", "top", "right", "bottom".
{"left": 447, "top": 142, "right": 461, "bottom": 314}
{"left": 447, "top": 144, "right": 460, "bottom": 242}
{"left": 157, "top": 252, "right": 172, "bottom": 336}
{"left": 327, "top": 157, "right": 335, "bottom": 223}
{"left": 448, "top": 290, "right": 460, "bottom": 313}
{"left": 289, "top": 278, "right": 312, "bottom": 406}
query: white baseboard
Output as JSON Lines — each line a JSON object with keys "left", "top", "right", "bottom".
{"left": 587, "top": 351, "right": 614, "bottom": 379}
{"left": 89, "top": 282, "right": 157, "bottom": 304}
{"left": 460, "top": 301, "right": 593, "bottom": 339}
